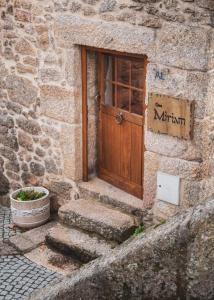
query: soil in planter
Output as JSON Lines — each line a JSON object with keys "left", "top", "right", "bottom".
{"left": 15, "top": 190, "right": 46, "bottom": 201}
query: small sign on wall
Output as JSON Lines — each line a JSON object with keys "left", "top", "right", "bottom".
{"left": 147, "top": 93, "right": 194, "bottom": 140}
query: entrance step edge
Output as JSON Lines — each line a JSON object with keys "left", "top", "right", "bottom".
{"left": 78, "top": 178, "right": 147, "bottom": 221}
{"left": 58, "top": 198, "right": 137, "bottom": 243}
{"left": 46, "top": 223, "right": 116, "bottom": 263}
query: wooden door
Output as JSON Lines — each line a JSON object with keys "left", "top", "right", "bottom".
{"left": 98, "top": 53, "right": 146, "bottom": 198}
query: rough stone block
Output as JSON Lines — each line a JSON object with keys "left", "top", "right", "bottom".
{"left": 54, "top": 15, "right": 156, "bottom": 60}
{"left": 0, "top": 172, "right": 10, "bottom": 195}
{"left": 17, "top": 117, "right": 41, "bottom": 135}
{"left": 40, "top": 85, "right": 81, "bottom": 124}
{"left": 15, "top": 9, "right": 32, "bottom": 22}
{"left": 156, "top": 24, "right": 210, "bottom": 70}
{"left": 59, "top": 198, "right": 136, "bottom": 242}
{"left": 147, "top": 63, "right": 208, "bottom": 119}
{"left": 5, "top": 75, "right": 38, "bottom": 107}
{"left": 143, "top": 151, "right": 159, "bottom": 207}
{"left": 60, "top": 124, "right": 82, "bottom": 180}
{"left": 18, "top": 130, "right": 34, "bottom": 151}
{"left": 15, "top": 38, "right": 35, "bottom": 55}
{"left": 159, "top": 157, "right": 201, "bottom": 179}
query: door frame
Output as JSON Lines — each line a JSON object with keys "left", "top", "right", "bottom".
{"left": 81, "top": 45, "right": 148, "bottom": 198}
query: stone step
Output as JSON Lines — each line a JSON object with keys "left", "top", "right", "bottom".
{"left": 46, "top": 223, "right": 116, "bottom": 263}
{"left": 78, "top": 178, "right": 147, "bottom": 222}
{"left": 58, "top": 198, "right": 137, "bottom": 242}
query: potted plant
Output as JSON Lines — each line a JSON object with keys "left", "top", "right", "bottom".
{"left": 10, "top": 186, "right": 50, "bottom": 229}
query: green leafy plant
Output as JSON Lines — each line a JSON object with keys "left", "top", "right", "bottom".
{"left": 134, "top": 224, "right": 144, "bottom": 236}
{"left": 15, "top": 190, "right": 46, "bottom": 201}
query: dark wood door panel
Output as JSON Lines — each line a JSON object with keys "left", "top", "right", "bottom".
{"left": 131, "top": 123, "right": 142, "bottom": 185}
{"left": 120, "top": 121, "right": 131, "bottom": 179}
{"left": 101, "top": 113, "right": 120, "bottom": 176}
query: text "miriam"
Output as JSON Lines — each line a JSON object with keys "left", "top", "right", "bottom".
{"left": 154, "top": 108, "right": 186, "bottom": 125}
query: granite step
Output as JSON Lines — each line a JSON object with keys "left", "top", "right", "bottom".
{"left": 46, "top": 223, "right": 116, "bottom": 263}
{"left": 78, "top": 178, "right": 147, "bottom": 222}
{"left": 58, "top": 198, "right": 137, "bottom": 242}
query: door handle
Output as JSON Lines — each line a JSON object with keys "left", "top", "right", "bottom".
{"left": 115, "top": 112, "right": 124, "bottom": 125}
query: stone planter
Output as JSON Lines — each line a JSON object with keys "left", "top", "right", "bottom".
{"left": 10, "top": 186, "right": 50, "bottom": 229}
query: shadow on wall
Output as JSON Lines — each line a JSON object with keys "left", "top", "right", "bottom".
{"left": 28, "top": 198, "right": 214, "bottom": 300}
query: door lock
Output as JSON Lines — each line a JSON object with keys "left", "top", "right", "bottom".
{"left": 115, "top": 112, "right": 124, "bottom": 125}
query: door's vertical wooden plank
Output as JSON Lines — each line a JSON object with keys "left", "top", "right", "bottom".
{"left": 102, "top": 114, "right": 120, "bottom": 175}
{"left": 131, "top": 123, "right": 142, "bottom": 185}
{"left": 120, "top": 121, "right": 131, "bottom": 179}
{"left": 81, "top": 46, "right": 88, "bottom": 181}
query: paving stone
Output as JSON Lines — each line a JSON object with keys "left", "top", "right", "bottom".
{"left": 59, "top": 198, "right": 137, "bottom": 242}
{"left": 0, "top": 255, "right": 61, "bottom": 299}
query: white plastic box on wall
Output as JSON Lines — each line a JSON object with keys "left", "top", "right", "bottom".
{"left": 156, "top": 171, "right": 180, "bottom": 205}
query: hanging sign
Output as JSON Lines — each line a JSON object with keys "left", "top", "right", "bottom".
{"left": 147, "top": 93, "right": 194, "bottom": 140}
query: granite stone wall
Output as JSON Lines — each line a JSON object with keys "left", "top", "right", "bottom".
{"left": 0, "top": 0, "right": 213, "bottom": 218}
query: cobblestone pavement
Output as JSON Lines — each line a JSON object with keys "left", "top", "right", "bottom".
{"left": 0, "top": 206, "right": 23, "bottom": 242}
{"left": 0, "top": 206, "right": 61, "bottom": 300}
{"left": 0, "top": 255, "right": 60, "bottom": 300}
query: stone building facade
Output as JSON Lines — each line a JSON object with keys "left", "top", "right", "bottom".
{"left": 0, "top": 0, "right": 213, "bottom": 219}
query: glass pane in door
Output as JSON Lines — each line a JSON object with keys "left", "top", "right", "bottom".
{"left": 117, "top": 58, "right": 130, "bottom": 85}
{"left": 131, "top": 90, "right": 143, "bottom": 115}
{"left": 104, "top": 81, "right": 115, "bottom": 106}
{"left": 117, "top": 86, "right": 129, "bottom": 111}
{"left": 131, "top": 61, "right": 144, "bottom": 88}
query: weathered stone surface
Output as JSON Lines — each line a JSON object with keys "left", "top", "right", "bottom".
{"left": 59, "top": 198, "right": 137, "bottom": 242}
{"left": 99, "top": 0, "right": 116, "bottom": 13}
{"left": 40, "top": 85, "right": 78, "bottom": 124}
{"left": 0, "top": 172, "right": 9, "bottom": 195}
{"left": 0, "top": 115, "right": 14, "bottom": 128}
{"left": 39, "top": 68, "right": 61, "bottom": 83}
{"left": 40, "top": 137, "right": 51, "bottom": 148}
{"left": 6, "top": 101, "right": 22, "bottom": 114}
{"left": 17, "top": 117, "right": 41, "bottom": 135}
{"left": 15, "top": 38, "right": 35, "bottom": 55}
{"left": 147, "top": 63, "right": 208, "bottom": 119}
{"left": 156, "top": 24, "right": 210, "bottom": 70}
{"left": 46, "top": 224, "right": 115, "bottom": 263}
{"left": 46, "top": 180, "right": 73, "bottom": 211}
{"left": 60, "top": 124, "right": 82, "bottom": 180}
{"left": 143, "top": 151, "right": 159, "bottom": 207}
{"left": 0, "top": 146, "right": 17, "bottom": 161}
{"left": 5, "top": 75, "right": 37, "bottom": 107}
{"left": 30, "top": 162, "right": 45, "bottom": 177}
{"left": 28, "top": 199, "right": 214, "bottom": 300}
{"left": 18, "top": 130, "right": 34, "bottom": 151}
{"left": 197, "top": 0, "right": 214, "bottom": 10}
{"left": 21, "top": 172, "right": 39, "bottom": 185}
{"left": 15, "top": 9, "right": 32, "bottom": 22}
{"left": 9, "top": 221, "right": 56, "bottom": 253}
{"left": 5, "top": 160, "right": 20, "bottom": 173}
{"left": 54, "top": 15, "right": 156, "bottom": 59}
{"left": 79, "top": 178, "right": 146, "bottom": 221}
{"left": 0, "top": 133, "right": 19, "bottom": 151}
{"left": 23, "top": 56, "right": 37, "bottom": 67}
{"left": 16, "top": 63, "right": 36, "bottom": 74}
{"left": 45, "top": 158, "right": 58, "bottom": 174}
{"left": 35, "top": 147, "right": 45, "bottom": 157}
